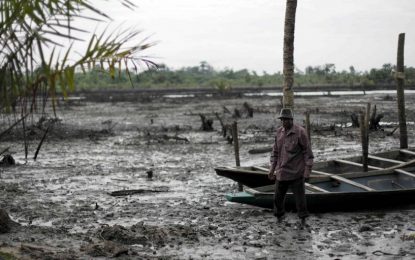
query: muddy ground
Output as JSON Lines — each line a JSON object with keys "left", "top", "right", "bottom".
{"left": 1, "top": 92, "right": 415, "bottom": 259}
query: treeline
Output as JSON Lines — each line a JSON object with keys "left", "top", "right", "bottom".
{"left": 74, "top": 61, "right": 415, "bottom": 90}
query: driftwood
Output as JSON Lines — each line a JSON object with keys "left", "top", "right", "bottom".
{"left": 146, "top": 133, "right": 189, "bottom": 143}
{"left": 199, "top": 114, "right": 214, "bottom": 131}
{"left": 109, "top": 187, "right": 169, "bottom": 197}
{"left": 160, "top": 134, "right": 189, "bottom": 142}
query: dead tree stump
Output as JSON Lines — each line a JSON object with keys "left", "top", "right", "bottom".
{"left": 351, "top": 113, "right": 360, "bottom": 127}
{"left": 232, "top": 108, "right": 241, "bottom": 119}
{"left": 243, "top": 102, "right": 254, "bottom": 118}
{"left": 199, "top": 114, "right": 214, "bottom": 131}
{"left": 0, "top": 208, "right": 12, "bottom": 233}
{"left": 0, "top": 154, "right": 15, "bottom": 166}
{"left": 369, "top": 105, "right": 384, "bottom": 130}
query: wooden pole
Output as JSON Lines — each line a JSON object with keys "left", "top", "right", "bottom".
{"left": 231, "top": 121, "right": 243, "bottom": 191}
{"left": 365, "top": 103, "right": 371, "bottom": 144}
{"left": 360, "top": 112, "right": 368, "bottom": 172}
{"left": 396, "top": 33, "right": 408, "bottom": 149}
{"left": 305, "top": 111, "right": 311, "bottom": 143}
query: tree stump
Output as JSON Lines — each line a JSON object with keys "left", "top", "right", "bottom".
{"left": 0, "top": 208, "right": 12, "bottom": 233}
{"left": 243, "top": 102, "right": 254, "bottom": 117}
{"left": 199, "top": 114, "right": 214, "bottom": 131}
{"left": 0, "top": 154, "right": 15, "bottom": 166}
{"left": 351, "top": 113, "right": 360, "bottom": 127}
{"left": 369, "top": 105, "right": 384, "bottom": 130}
{"left": 232, "top": 108, "right": 241, "bottom": 119}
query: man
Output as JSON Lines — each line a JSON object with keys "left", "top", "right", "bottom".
{"left": 268, "top": 108, "right": 314, "bottom": 226}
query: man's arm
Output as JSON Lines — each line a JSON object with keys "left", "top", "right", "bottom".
{"left": 268, "top": 133, "right": 279, "bottom": 180}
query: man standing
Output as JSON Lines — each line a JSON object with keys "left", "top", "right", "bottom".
{"left": 268, "top": 108, "right": 314, "bottom": 226}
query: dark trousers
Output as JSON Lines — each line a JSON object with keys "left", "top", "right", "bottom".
{"left": 274, "top": 177, "right": 309, "bottom": 219}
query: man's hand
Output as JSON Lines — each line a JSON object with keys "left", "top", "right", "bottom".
{"left": 268, "top": 171, "right": 276, "bottom": 181}
{"left": 304, "top": 166, "right": 312, "bottom": 183}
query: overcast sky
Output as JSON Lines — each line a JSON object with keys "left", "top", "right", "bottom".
{"left": 84, "top": 0, "right": 414, "bottom": 73}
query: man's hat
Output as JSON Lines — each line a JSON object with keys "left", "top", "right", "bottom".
{"left": 278, "top": 108, "right": 293, "bottom": 119}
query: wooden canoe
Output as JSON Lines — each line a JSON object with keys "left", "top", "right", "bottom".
{"left": 219, "top": 148, "right": 415, "bottom": 211}
{"left": 215, "top": 148, "right": 415, "bottom": 188}
{"left": 226, "top": 165, "right": 415, "bottom": 211}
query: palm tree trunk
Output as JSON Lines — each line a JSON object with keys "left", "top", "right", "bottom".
{"left": 396, "top": 33, "right": 408, "bottom": 148}
{"left": 282, "top": 0, "right": 297, "bottom": 109}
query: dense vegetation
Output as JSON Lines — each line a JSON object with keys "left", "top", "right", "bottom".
{"left": 0, "top": 0, "right": 152, "bottom": 114}
{"left": 75, "top": 62, "right": 415, "bottom": 90}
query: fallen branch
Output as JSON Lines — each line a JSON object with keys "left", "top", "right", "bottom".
{"left": 387, "top": 126, "right": 399, "bottom": 136}
{"left": 109, "top": 187, "right": 169, "bottom": 197}
{"left": 0, "top": 113, "right": 30, "bottom": 140}
{"left": 33, "top": 124, "right": 51, "bottom": 161}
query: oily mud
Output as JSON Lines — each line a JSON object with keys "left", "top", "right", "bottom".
{"left": 1, "top": 92, "right": 415, "bottom": 259}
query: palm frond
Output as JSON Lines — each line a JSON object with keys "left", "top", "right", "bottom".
{"left": 1, "top": 0, "right": 156, "bottom": 115}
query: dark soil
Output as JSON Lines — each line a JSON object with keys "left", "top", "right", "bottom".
{"left": 1, "top": 92, "right": 415, "bottom": 259}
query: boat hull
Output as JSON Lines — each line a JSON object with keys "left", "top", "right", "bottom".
{"left": 220, "top": 148, "right": 415, "bottom": 211}
{"left": 226, "top": 189, "right": 415, "bottom": 212}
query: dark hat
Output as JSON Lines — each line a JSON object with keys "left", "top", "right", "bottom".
{"left": 278, "top": 108, "right": 293, "bottom": 119}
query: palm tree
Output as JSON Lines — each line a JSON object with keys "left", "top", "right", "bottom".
{"left": 282, "top": 0, "right": 297, "bottom": 109}
{"left": 0, "top": 0, "right": 155, "bottom": 116}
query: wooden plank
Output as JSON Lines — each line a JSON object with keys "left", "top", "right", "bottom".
{"left": 312, "top": 170, "right": 375, "bottom": 191}
{"left": 224, "top": 166, "right": 267, "bottom": 175}
{"left": 368, "top": 155, "right": 404, "bottom": 164}
{"left": 305, "top": 183, "right": 330, "bottom": 193}
{"left": 394, "top": 169, "right": 415, "bottom": 178}
{"left": 334, "top": 159, "right": 383, "bottom": 170}
{"left": 400, "top": 149, "right": 415, "bottom": 156}
{"left": 252, "top": 166, "right": 269, "bottom": 172}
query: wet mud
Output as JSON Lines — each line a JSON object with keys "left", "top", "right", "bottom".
{"left": 1, "top": 92, "right": 415, "bottom": 259}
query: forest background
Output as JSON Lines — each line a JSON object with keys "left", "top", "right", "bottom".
{"left": 76, "top": 62, "right": 415, "bottom": 90}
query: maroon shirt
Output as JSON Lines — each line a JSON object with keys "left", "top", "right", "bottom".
{"left": 270, "top": 123, "right": 314, "bottom": 181}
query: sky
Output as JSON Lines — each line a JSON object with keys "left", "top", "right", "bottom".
{"left": 76, "top": 0, "right": 415, "bottom": 74}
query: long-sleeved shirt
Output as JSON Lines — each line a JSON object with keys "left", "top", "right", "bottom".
{"left": 270, "top": 123, "right": 314, "bottom": 181}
